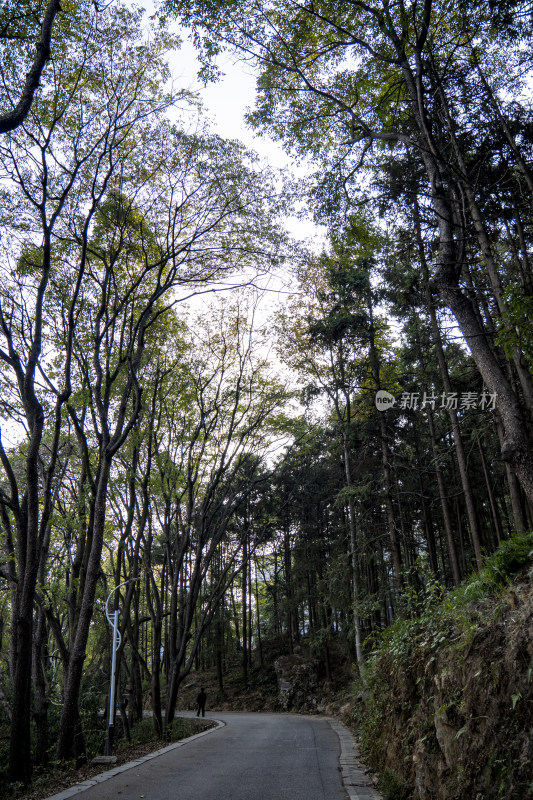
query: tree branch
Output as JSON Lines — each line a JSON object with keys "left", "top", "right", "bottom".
{"left": 0, "top": 0, "right": 62, "bottom": 135}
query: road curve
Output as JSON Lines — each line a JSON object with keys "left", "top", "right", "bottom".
{"left": 49, "top": 711, "right": 352, "bottom": 800}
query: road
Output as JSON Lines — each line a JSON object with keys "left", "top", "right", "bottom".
{"left": 54, "top": 712, "right": 351, "bottom": 800}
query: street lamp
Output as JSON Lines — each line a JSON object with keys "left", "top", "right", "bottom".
{"left": 104, "top": 578, "right": 140, "bottom": 756}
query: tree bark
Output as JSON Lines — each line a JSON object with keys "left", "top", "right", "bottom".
{"left": 342, "top": 431, "right": 365, "bottom": 677}
{"left": 427, "top": 409, "right": 461, "bottom": 586}
{"left": 56, "top": 458, "right": 112, "bottom": 761}
{"left": 242, "top": 524, "right": 248, "bottom": 688}
{"left": 0, "top": 0, "right": 62, "bottom": 134}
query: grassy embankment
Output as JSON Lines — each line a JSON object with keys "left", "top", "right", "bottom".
{"left": 356, "top": 532, "right": 533, "bottom": 800}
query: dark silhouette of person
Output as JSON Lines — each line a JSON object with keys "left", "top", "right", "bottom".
{"left": 196, "top": 688, "right": 207, "bottom": 717}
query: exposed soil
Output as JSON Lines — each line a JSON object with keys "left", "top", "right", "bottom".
{"left": 360, "top": 569, "right": 533, "bottom": 799}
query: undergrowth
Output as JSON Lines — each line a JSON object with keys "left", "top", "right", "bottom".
{"left": 356, "top": 531, "right": 533, "bottom": 799}
{"left": 368, "top": 531, "right": 533, "bottom": 670}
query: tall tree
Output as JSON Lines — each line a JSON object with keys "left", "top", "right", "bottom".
{"left": 0, "top": 0, "right": 286, "bottom": 775}
{"left": 0, "top": 2, "right": 180, "bottom": 778}
{"left": 157, "top": 296, "right": 289, "bottom": 732}
{"left": 169, "top": 0, "right": 533, "bottom": 505}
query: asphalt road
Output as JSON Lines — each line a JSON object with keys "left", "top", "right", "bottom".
{"left": 60, "top": 712, "right": 349, "bottom": 800}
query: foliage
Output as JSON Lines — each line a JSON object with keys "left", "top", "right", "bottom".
{"left": 496, "top": 286, "right": 533, "bottom": 371}
{"left": 378, "top": 768, "right": 412, "bottom": 800}
{"left": 368, "top": 532, "right": 533, "bottom": 669}
{"left": 357, "top": 531, "right": 533, "bottom": 799}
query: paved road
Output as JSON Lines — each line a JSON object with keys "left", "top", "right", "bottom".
{"left": 56, "top": 712, "right": 350, "bottom": 800}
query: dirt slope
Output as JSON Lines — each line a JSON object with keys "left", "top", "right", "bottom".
{"left": 359, "top": 570, "right": 533, "bottom": 800}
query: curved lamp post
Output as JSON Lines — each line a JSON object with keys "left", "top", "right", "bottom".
{"left": 104, "top": 578, "right": 139, "bottom": 756}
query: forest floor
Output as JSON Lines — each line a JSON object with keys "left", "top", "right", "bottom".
{"left": 176, "top": 659, "right": 281, "bottom": 713}
{"left": 176, "top": 643, "right": 357, "bottom": 719}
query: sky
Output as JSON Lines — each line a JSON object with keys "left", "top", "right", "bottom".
{"left": 166, "top": 29, "right": 326, "bottom": 251}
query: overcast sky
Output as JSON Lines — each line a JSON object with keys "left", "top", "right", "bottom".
{"left": 167, "top": 30, "right": 326, "bottom": 249}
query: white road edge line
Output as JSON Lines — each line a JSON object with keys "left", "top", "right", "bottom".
{"left": 44, "top": 719, "right": 226, "bottom": 800}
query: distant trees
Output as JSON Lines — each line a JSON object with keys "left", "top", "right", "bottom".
{"left": 163, "top": 0, "right": 533, "bottom": 669}
{"left": 256, "top": 215, "right": 529, "bottom": 672}
{"left": 149, "top": 299, "right": 288, "bottom": 733}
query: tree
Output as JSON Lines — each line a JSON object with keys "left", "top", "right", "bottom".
{"left": 50, "top": 131, "right": 284, "bottom": 760}
{"left": 0, "top": 0, "right": 286, "bottom": 776}
{"left": 275, "top": 229, "right": 403, "bottom": 667}
{"left": 152, "top": 296, "right": 289, "bottom": 732}
{"left": 0, "top": 2, "right": 184, "bottom": 778}
{"left": 0, "top": 0, "right": 62, "bottom": 134}
{"left": 168, "top": 0, "right": 533, "bottom": 506}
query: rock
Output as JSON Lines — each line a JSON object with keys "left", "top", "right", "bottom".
{"left": 434, "top": 706, "right": 461, "bottom": 770}
{"left": 339, "top": 702, "right": 352, "bottom": 717}
{"left": 274, "top": 654, "right": 319, "bottom": 711}
{"left": 91, "top": 756, "right": 117, "bottom": 765}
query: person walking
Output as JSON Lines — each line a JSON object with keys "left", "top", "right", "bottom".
{"left": 196, "top": 688, "right": 207, "bottom": 717}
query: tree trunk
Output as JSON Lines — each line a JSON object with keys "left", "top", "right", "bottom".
{"left": 242, "top": 529, "right": 248, "bottom": 688}
{"left": 414, "top": 200, "right": 484, "bottom": 569}
{"left": 495, "top": 420, "right": 528, "bottom": 534}
{"left": 398, "top": 55, "right": 533, "bottom": 511}
{"left": 379, "top": 416, "right": 404, "bottom": 586}
{"left": 150, "top": 620, "right": 163, "bottom": 737}
{"left": 342, "top": 430, "right": 365, "bottom": 677}
{"left": 9, "top": 458, "right": 41, "bottom": 783}
{"left": 56, "top": 459, "right": 112, "bottom": 761}
{"left": 254, "top": 562, "right": 264, "bottom": 669}
{"left": 439, "top": 284, "right": 533, "bottom": 505}
{"left": 367, "top": 301, "right": 403, "bottom": 590}
{"left": 283, "top": 531, "right": 294, "bottom": 654}
{"left": 427, "top": 409, "right": 461, "bottom": 586}
{"left": 32, "top": 607, "right": 50, "bottom": 767}
{"left": 477, "top": 433, "right": 504, "bottom": 544}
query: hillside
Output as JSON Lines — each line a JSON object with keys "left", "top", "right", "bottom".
{"left": 356, "top": 535, "right": 533, "bottom": 800}
{"left": 176, "top": 638, "right": 356, "bottom": 718}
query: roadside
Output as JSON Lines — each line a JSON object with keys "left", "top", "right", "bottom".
{"left": 329, "top": 718, "right": 382, "bottom": 800}
{"left": 18, "top": 713, "right": 382, "bottom": 800}
{"left": 8, "top": 647, "right": 378, "bottom": 800}
{"left": 12, "top": 718, "right": 215, "bottom": 800}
